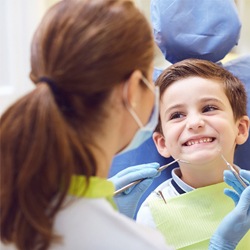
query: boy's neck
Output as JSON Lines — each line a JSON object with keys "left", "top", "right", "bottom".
{"left": 179, "top": 164, "right": 227, "bottom": 189}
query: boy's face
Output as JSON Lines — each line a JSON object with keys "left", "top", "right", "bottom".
{"left": 153, "top": 76, "right": 249, "bottom": 165}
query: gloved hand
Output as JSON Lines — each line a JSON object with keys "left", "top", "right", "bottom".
{"left": 224, "top": 169, "right": 250, "bottom": 205}
{"left": 209, "top": 170, "right": 250, "bottom": 250}
{"left": 108, "top": 162, "right": 160, "bottom": 218}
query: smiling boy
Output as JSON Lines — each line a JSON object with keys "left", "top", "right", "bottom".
{"left": 136, "top": 59, "right": 250, "bottom": 249}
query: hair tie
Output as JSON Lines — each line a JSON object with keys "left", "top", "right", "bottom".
{"left": 38, "top": 76, "right": 59, "bottom": 96}
{"left": 38, "top": 76, "right": 71, "bottom": 112}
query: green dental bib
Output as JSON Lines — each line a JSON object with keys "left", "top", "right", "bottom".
{"left": 68, "top": 175, "right": 116, "bottom": 208}
{"left": 149, "top": 182, "right": 250, "bottom": 249}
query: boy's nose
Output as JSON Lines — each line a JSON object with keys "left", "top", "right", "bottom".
{"left": 186, "top": 114, "right": 205, "bottom": 131}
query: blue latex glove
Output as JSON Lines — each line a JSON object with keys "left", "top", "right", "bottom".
{"left": 224, "top": 169, "right": 250, "bottom": 205}
{"left": 209, "top": 170, "right": 250, "bottom": 249}
{"left": 109, "top": 162, "right": 160, "bottom": 218}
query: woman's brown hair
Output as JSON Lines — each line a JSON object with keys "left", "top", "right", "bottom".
{"left": 155, "top": 58, "right": 248, "bottom": 133}
{"left": 0, "top": 0, "right": 154, "bottom": 249}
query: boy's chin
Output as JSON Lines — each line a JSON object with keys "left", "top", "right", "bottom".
{"left": 180, "top": 149, "right": 221, "bottom": 165}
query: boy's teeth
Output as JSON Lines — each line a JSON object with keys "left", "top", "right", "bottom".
{"left": 186, "top": 137, "right": 212, "bottom": 146}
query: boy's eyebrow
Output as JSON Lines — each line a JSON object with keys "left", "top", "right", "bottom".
{"left": 199, "top": 97, "right": 226, "bottom": 106}
{"left": 163, "top": 104, "right": 184, "bottom": 118}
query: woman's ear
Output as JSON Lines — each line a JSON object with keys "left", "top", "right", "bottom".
{"left": 124, "top": 70, "right": 143, "bottom": 108}
{"left": 153, "top": 131, "right": 171, "bottom": 157}
{"left": 235, "top": 115, "right": 250, "bottom": 145}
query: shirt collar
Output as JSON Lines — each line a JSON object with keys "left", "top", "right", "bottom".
{"left": 172, "top": 168, "right": 194, "bottom": 193}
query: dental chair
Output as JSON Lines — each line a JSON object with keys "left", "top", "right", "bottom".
{"left": 109, "top": 0, "right": 250, "bottom": 217}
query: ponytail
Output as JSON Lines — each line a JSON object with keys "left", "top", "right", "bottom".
{"left": 0, "top": 84, "right": 76, "bottom": 249}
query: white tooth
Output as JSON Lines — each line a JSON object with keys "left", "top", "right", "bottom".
{"left": 186, "top": 137, "right": 213, "bottom": 146}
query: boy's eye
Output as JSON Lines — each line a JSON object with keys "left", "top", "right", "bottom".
{"left": 169, "top": 112, "right": 185, "bottom": 120}
{"left": 203, "top": 105, "right": 218, "bottom": 112}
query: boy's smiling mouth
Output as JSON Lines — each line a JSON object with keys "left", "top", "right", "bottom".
{"left": 183, "top": 137, "right": 215, "bottom": 146}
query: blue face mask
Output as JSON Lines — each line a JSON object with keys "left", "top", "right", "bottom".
{"left": 116, "top": 76, "right": 159, "bottom": 156}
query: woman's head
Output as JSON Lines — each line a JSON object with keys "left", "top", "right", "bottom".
{"left": 31, "top": 0, "right": 154, "bottom": 98}
{"left": 30, "top": 0, "right": 154, "bottom": 144}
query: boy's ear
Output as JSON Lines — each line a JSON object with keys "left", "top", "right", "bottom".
{"left": 153, "top": 131, "right": 171, "bottom": 158}
{"left": 235, "top": 115, "right": 250, "bottom": 145}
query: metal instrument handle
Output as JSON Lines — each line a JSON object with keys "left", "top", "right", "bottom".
{"left": 114, "top": 159, "right": 180, "bottom": 196}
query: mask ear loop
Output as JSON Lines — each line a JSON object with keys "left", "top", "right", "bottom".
{"left": 122, "top": 81, "right": 143, "bottom": 128}
{"left": 141, "top": 75, "right": 155, "bottom": 93}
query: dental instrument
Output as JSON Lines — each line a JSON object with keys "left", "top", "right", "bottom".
{"left": 157, "top": 190, "right": 167, "bottom": 204}
{"left": 114, "top": 158, "right": 185, "bottom": 195}
{"left": 221, "top": 154, "right": 248, "bottom": 189}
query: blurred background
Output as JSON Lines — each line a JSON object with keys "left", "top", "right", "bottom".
{"left": 0, "top": 0, "right": 249, "bottom": 115}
